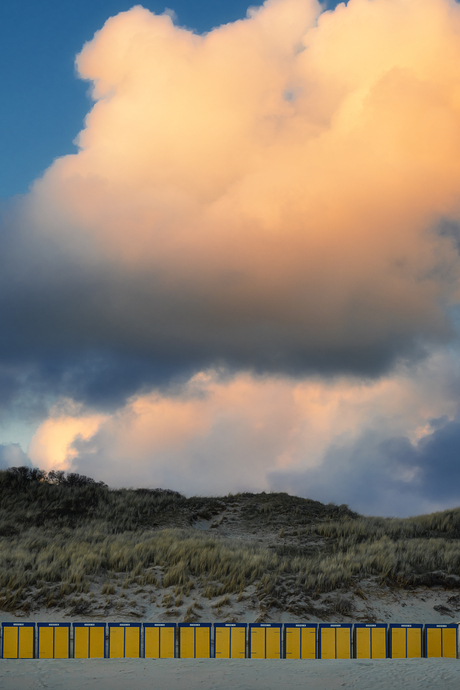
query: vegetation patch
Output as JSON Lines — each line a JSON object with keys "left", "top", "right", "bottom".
{"left": 1, "top": 467, "right": 460, "bottom": 616}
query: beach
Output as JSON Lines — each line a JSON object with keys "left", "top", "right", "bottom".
{"left": 1, "top": 658, "right": 459, "bottom": 690}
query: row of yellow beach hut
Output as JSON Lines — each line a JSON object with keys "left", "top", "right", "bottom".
{"left": 1, "top": 622, "right": 457, "bottom": 660}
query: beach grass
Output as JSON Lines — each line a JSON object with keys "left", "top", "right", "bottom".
{"left": 1, "top": 467, "right": 460, "bottom": 615}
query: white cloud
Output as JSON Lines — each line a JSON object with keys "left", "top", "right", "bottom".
{"left": 26, "top": 349, "right": 460, "bottom": 513}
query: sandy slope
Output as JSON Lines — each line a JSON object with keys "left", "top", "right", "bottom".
{"left": 0, "top": 658, "right": 459, "bottom": 690}
{"left": 1, "top": 582, "right": 459, "bottom": 626}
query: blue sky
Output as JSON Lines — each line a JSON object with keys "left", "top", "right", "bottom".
{"left": 0, "top": 1, "right": 265, "bottom": 198}
{"left": 1, "top": 0, "right": 460, "bottom": 514}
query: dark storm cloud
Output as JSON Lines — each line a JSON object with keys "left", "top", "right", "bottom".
{"left": 270, "top": 416, "right": 460, "bottom": 517}
{"left": 0, "top": 206, "right": 199, "bottom": 408}
{"left": 437, "top": 218, "right": 460, "bottom": 255}
{"left": 0, "top": 195, "right": 456, "bottom": 417}
{"left": 415, "top": 419, "right": 460, "bottom": 503}
{"left": 0, "top": 368, "right": 20, "bottom": 412}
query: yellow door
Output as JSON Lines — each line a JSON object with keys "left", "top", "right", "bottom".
{"left": 250, "top": 628, "right": 266, "bottom": 659}
{"left": 3, "top": 627, "right": 18, "bottom": 659}
{"left": 391, "top": 628, "right": 406, "bottom": 658}
{"left": 336, "top": 628, "right": 351, "bottom": 659}
{"left": 74, "top": 627, "right": 89, "bottom": 658}
{"left": 301, "top": 628, "right": 316, "bottom": 659}
{"left": 39, "top": 628, "right": 54, "bottom": 659}
{"left": 54, "top": 628, "right": 69, "bottom": 658}
{"left": 407, "top": 628, "right": 421, "bottom": 658}
{"left": 215, "top": 627, "right": 230, "bottom": 658}
{"left": 320, "top": 628, "right": 336, "bottom": 659}
{"left": 180, "top": 627, "right": 195, "bottom": 658}
{"left": 371, "top": 628, "right": 386, "bottom": 659}
{"left": 285, "top": 628, "right": 300, "bottom": 659}
{"left": 110, "top": 627, "right": 124, "bottom": 658}
{"left": 18, "top": 627, "right": 34, "bottom": 659}
{"left": 90, "top": 627, "right": 105, "bottom": 658}
{"left": 266, "top": 628, "right": 281, "bottom": 659}
{"left": 231, "top": 627, "right": 246, "bottom": 659}
{"left": 125, "top": 627, "right": 140, "bottom": 658}
{"left": 145, "top": 627, "right": 160, "bottom": 658}
{"left": 442, "top": 629, "right": 457, "bottom": 659}
{"left": 356, "top": 628, "right": 370, "bottom": 659}
{"left": 160, "top": 627, "right": 175, "bottom": 658}
{"left": 195, "top": 627, "right": 210, "bottom": 658}
{"left": 426, "top": 628, "right": 442, "bottom": 658}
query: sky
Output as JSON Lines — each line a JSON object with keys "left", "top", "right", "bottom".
{"left": 2, "top": 0, "right": 460, "bottom": 516}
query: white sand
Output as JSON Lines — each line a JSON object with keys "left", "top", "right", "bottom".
{"left": 0, "top": 658, "right": 459, "bottom": 690}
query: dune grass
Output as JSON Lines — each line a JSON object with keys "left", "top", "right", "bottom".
{"left": 0, "top": 525, "right": 281, "bottom": 612}
{"left": 304, "top": 510, "right": 460, "bottom": 542}
{"left": 1, "top": 467, "right": 460, "bottom": 614}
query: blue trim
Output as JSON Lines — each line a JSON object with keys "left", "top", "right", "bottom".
{"left": 37, "top": 623, "right": 71, "bottom": 659}
{"left": 283, "top": 623, "right": 318, "bottom": 659}
{"left": 353, "top": 624, "right": 387, "bottom": 659}
{"left": 1, "top": 622, "right": 36, "bottom": 659}
{"left": 178, "top": 623, "right": 212, "bottom": 659}
{"left": 143, "top": 623, "right": 177, "bottom": 658}
{"left": 424, "top": 623, "right": 458, "bottom": 659}
{"left": 248, "top": 623, "right": 283, "bottom": 659}
{"left": 318, "top": 624, "right": 352, "bottom": 659}
{"left": 72, "top": 623, "right": 107, "bottom": 659}
{"left": 213, "top": 623, "right": 247, "bottom": 658}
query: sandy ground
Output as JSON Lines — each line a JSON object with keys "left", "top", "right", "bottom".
{"left": 0, "top": 658, "right": 459, "bottom": 690}
{"left": 2, "top": 581, "right": 460, "bottom": 627}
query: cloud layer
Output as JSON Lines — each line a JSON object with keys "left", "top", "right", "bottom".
{"left": 3, "top": 0, "right": 459, "bottom": 380}
{"left": 25, "top": 349, "right": 460, "bottom": 515}
{"left": 3, "top": 0, "right": 460, "bottom": 512}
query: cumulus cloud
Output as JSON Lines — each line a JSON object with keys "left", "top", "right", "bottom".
{"left": 25, "top": 349, "right": 460, "bottom": 514}
{"left": 0, "top": 443, "right": 29, "bottom": 470}
{"left": 27, "top": 399, "right": 108, "bottom": 472}
{"left": 273, "top": 415, "right": 460, "bottom": 517}
{"left": 1, "top": 0, "right": 458, "bottom": 384}
{"left": 4, "top": 0, "right": 460, "bottom": 512}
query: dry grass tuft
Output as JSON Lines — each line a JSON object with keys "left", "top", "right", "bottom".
{"left": 1, "top": 467, "right": 460, "bottom": 613}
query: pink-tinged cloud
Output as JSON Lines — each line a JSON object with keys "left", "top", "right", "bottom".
{"left": 26, "top": 351, "right": 460, "bottom": 514}
{"left": 28, "top": 401, "right": 107, "bottom": 472}
{"left": 16, "top": 0, "right": 460, "bottom": 376}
